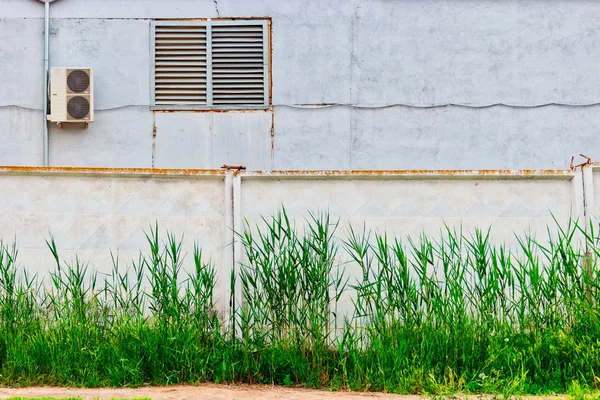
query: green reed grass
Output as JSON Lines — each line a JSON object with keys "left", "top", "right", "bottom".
{"left": 1, "top": 209, "right": 600, "bottom": 394}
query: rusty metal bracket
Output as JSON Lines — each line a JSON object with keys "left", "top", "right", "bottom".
{"left": 221, "top": 164, "right": 247, "bottom": 171}
{"left": 570, "top": 154, "right": 592, "bottom": 170}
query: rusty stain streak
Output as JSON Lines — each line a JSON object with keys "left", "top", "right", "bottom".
{"left": 0, "top": 167, "right": 576, "bottom": 180}
{"left": 0, "top": 166, "right": 226, "bottom": 178}
{"left": 242, "top": 169, "right": 575, "bottom": 180}
{"left": 154, "top": 109, "right": 268, "bottom": 114}
{"left": 269, "top": 111, "right": 275, "bottom": 170}
{"left": 268, "top": 19, "right": 273, "bottom": 106}
{"left": 221, "top": 165, "right": 246, "bottom": 171}
{"left": 154, "top": 17, "right": 272, "bottom": 21}
{"left": 152, "top": 113, "right": 157, "bottom": 168}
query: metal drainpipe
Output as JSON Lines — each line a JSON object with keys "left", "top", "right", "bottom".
{"left": 38, "top": 0, "right": 59, "bottom": 166}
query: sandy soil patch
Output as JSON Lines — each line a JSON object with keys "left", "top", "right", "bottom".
{"left": 0, "top": 384, "right": 421, "bottom": 400}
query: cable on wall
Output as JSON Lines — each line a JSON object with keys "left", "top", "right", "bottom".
{"left": 3, "top": 101, "right": 600, "bottom": 111}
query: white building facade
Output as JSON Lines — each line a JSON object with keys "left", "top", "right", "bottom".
{"left": 0, "top": 0, "right": 598, "bottom": 170}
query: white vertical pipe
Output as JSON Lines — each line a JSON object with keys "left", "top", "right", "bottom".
{"left": 43, "top": 1, "right": 50, "bottom": 166}
{"left": 223, "top": 171, "right": 234, "bottom": 325}
{"left": 232, "top": 172, "right": 242, "bottom": 338}
{"left": 581, "top": 165, "right": 595, "bottom": 298}
{"left": 573, "top": 169, "right": 585, "bottom": 221}
{"left": 583, "top": 165, "right": 595, "bottom": 231}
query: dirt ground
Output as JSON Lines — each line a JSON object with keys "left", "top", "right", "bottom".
{"left": 0, "top": 384, "right": 422, "bottom": 400}
{"left": 0, "top": 385, "right": 570, "bottom": 400}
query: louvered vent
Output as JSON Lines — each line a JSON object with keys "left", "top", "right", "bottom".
{"left": 152, "top": 21, "right": 269, "bottom": 109}
{"left": 154, "top": 25, "right": 207, "bottom": 105}
{"left": 211, "top": 24, "right": 266, "bottom": 106}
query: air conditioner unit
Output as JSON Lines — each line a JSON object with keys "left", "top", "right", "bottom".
{"left": 48, "top": 67, "right": 94, "bottom": 126}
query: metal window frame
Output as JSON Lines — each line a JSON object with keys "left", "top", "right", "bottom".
{"left": 150, "top": 19, "right": 270, "bottom": 111}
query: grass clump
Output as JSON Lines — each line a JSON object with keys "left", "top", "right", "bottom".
{"left": 1, "top": 226, "right": 223, "bottom": 387}
{"left": 1, "top": 208, "right": 600, "bottom": 394}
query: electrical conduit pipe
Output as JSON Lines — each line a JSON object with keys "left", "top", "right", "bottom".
{"left": 37, "top": 0, "right": 60, "bottom": 166}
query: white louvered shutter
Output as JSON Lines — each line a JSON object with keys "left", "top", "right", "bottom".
{"left": 211, "top": 23, "right": 267, "bottom": 106}
{"left": 154, "top": 24, "right": 208, "bottom": 105}
{"left": 152, "top": 21, "right": 268, "bottom": 109}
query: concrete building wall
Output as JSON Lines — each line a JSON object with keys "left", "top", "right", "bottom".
{"left": 239, "top": 170, "right": 581, "bottom": 314}
{"left": 0, "top": 169, "right": 231, "bottom": 308}
{"left": 239, "top": 174, "right": 579, "bottom": 242}
{"left": 1, "top": 0, "right": 599, "bottom": 170}
{"left": 0, "top": 167, "right": 583, "bottom": 314}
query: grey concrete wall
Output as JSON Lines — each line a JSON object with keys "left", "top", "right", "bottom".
{"left": 0, "top": 168, "right": 583, "bottom": 315}
{"left": 239, "top": 173, "right": 580, "bottom": 245}
{"left": 238, "top": 171, "right": 581, "bottom": 315}
{"left": 1, "top": 0, "right": 599, "bottom": 169}
{"left": 0, "top": 171, "right": 231, "bottom": 309}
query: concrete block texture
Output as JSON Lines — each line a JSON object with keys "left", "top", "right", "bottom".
{"left": 49, "top": 107, "right": 153, "bottom": 167}
{"left": 0, "top": 108, "right": 44, "bottom": 165}
{"left": 2, "top": 1, "right": 600, "bottom": 170}
{"left": 0, "top": 173, "right": 229, "bottom": 307}
{"left": 0, "top": 169, "right": 583, "bottom": 315}
{"left": 240, "top": 176, "right": 577, "bottom": 243}
{"left": 154, "top": 111, "right": 272, "bottom": 170}
{"left": 273, "top": 105, "right": 600, "bottom": 170}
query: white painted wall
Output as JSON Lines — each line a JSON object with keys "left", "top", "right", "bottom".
{"left": 0, "top": 0, "right": 599, "bottom": 169}
{"left": 0, "top": 168, "right": 587, "bottom": 316}
{"left": 239, "top": 175, "right": 579, "bottom": 242}
{"left": 0, "top": 171, "right": 230, "bottom": 309}
{"left": 238, "top": 172, "right": 581, "bottom": 316}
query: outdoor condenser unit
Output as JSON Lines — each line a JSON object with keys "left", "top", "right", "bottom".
{"left": 48, "top": 67, "right": 94, "bottom": 127}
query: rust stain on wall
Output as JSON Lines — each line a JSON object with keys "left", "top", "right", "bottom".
{"left": 242, "top": 169, "right": 575, "bottom": 180}
{"left": 0, "top": 166, "right": 226, "bottom": 178}
{"left": 270, "top": 112, "right": 275, "bottom": 170}
{"left": 268, "top": 18, "right": 273, "bottom": 106}
{"left": 152, "top": 113, "right": 157, "bottom": 168}
{"left": 154, "top": 17, "right": 272, "bottom": 21}
{"left": 0, "top": 167, "right": 574, "bottom": 180}
{"left": 153, "top": 109, "right": 269, "bottom": 114}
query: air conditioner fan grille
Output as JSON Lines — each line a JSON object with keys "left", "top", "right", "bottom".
{"left": 67, "top": 70, "right": 90, "bottom": 93}
{"left": 67, "top": 96, "right": 90, "bottom": 119}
